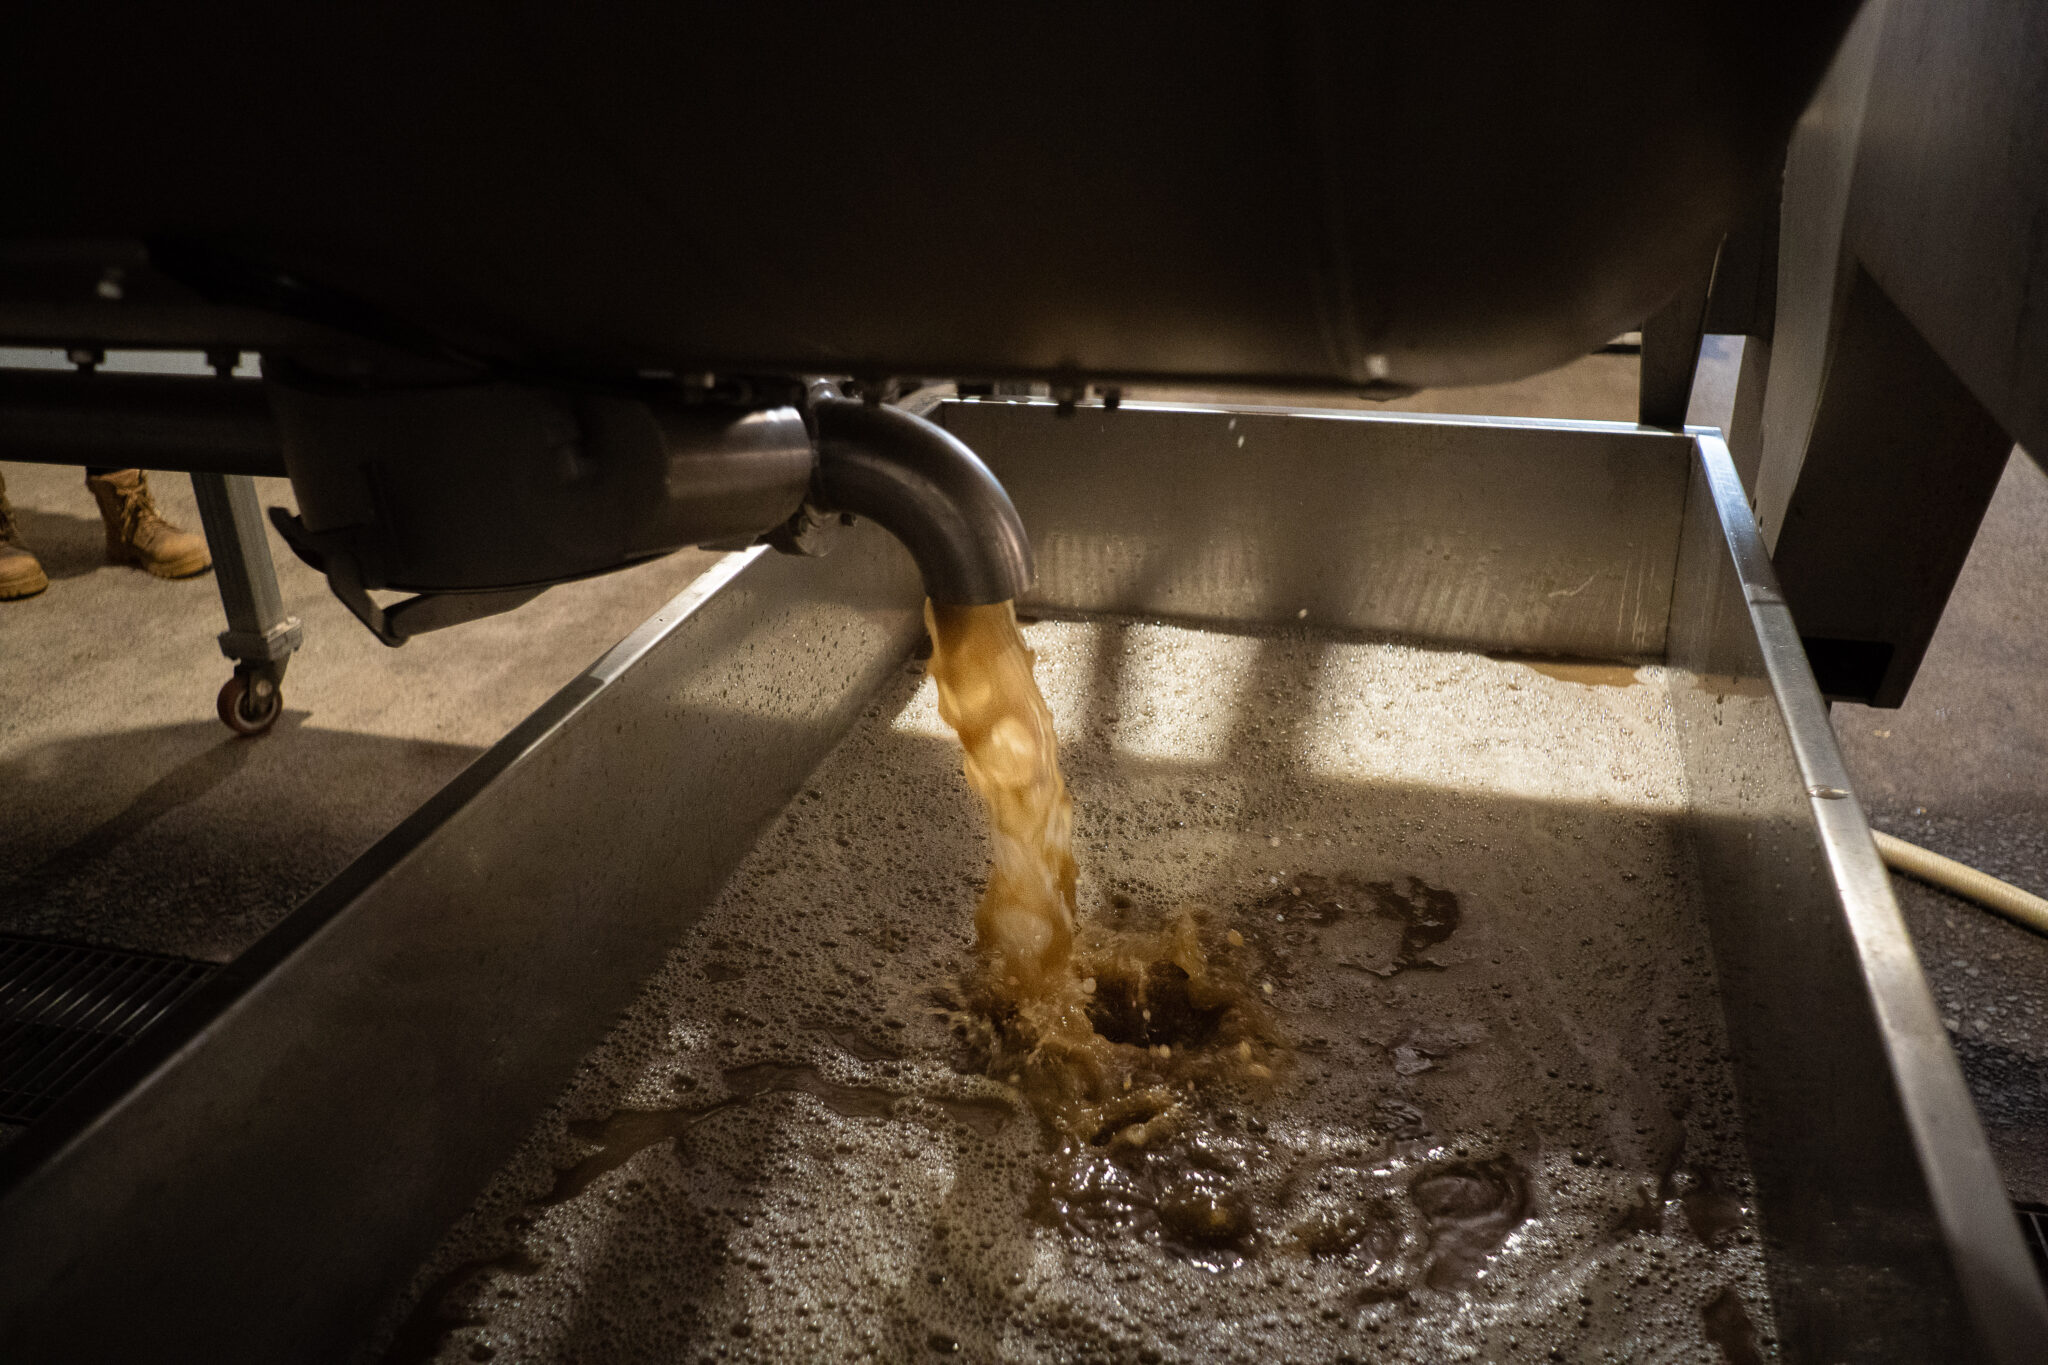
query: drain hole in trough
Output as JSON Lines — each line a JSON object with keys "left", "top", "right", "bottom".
{"left": 1086, "top": 961, "right": 1227, "bottom": 1050}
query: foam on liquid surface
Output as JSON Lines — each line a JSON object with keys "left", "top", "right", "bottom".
{"left": 379, "top": 619, "right": 1776, "bottom": 1364}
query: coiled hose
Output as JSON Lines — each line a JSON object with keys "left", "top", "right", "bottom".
{"left": 1873, "top": 831, "right": 2048, "bottom": 938}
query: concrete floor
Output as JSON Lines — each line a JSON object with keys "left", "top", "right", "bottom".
{"left": 3, "top": 351, "right": 2044, "bottom": 1215}
{"left": 0, "top": 460, "right": 721, "bottom": 962}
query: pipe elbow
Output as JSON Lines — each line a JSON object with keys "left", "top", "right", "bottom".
{"left": 810, "top": 396, "right": 1033, "bottom": 605}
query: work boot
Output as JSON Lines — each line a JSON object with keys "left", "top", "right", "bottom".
{"left": 85, "top": 468, "right": 211, "bottom": 579}
{"left": 0, "top": 475, "right": 49, "bottom": 599}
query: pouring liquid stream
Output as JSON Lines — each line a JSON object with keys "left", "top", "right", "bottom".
{"left": 923, "top": 600, "right": 1080, "bottom": 995}
{"left": 924, "top": 600, "right": 1279, "bottom": 1147}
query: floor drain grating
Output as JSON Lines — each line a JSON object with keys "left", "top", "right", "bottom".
{"left": 0, "top": 934, "right": 214, "bottom": 1125}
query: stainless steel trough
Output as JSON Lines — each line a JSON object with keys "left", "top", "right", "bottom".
{"left": 0, "top": 401, "right": 2040, "bottom": 1362}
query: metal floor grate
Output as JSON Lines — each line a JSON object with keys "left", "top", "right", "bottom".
{"left": 0, "top": 934, "right": 214, "bottom": 1124}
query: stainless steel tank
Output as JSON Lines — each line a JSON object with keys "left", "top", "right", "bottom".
{"left": 1, "top": 3, "right": 1859, "bottom": 393}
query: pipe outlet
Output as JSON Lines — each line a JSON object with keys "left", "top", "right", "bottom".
{"left": 809, "top": 396, "right": 1033, "bottom": 605}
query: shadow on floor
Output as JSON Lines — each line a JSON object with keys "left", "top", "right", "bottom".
{"left": 6, "top": 506, "right": 113, "bottom": 582}
{"left": 0, "top": 716, "right": 484, "bottom": 961}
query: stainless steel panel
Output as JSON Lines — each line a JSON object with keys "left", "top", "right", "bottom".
{"left": 0, "top": 528, "right": 923, "bottom": 1363}
{"left": 1752, "top": 0, "right": 1890, "bottom": 547}
{"left": 1757, "top": 270, "right": 2010, "bottom": 706}
{"left": 1668, "top": 433, "right": 2048, "bottom": 1362}
{"left": 938, "top": 399, "right": 1693, "bottom": 659}
{"left": 1845, "top": 0, "right": 2048, "bottom": 464}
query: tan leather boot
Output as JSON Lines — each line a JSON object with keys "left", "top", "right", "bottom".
{"left": 0, "top": 474, "right": 49, "bottom": 599}
{"left": 85, "top": 469, "right": 212, "bottom": 579}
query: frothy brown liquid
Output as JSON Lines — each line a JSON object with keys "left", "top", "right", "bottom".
{"left": 925, "top": 601, "right": 1280, "bottom": 1147}
{"left": 386, "top": 618, "right": 1779, "bottom": 1365}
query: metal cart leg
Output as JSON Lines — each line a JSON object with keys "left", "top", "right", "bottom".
{"left": 190, "top": 471, "right": 303, "bottom": 736}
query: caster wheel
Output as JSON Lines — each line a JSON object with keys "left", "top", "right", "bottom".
{"left": 217, "top": 670, "right": 283, "bottom": 737}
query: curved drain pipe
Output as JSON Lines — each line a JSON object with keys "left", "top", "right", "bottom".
{"left": 806, "top": 393, "right": 1033, "bottom": 606}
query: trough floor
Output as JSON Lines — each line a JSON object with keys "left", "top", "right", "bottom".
{"left": 377, "top": 620, "right": 1773, "bottom": 1364}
